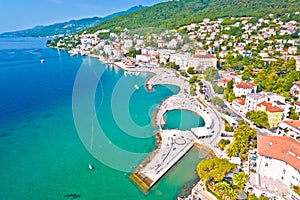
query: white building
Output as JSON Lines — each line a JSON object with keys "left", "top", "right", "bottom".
{"left": 243, "top": 92, "right": 287, "bottom": 115}
{"left": 277, "top": 120, "right": 300, "bottom": 141}
{"left": 291, "top": 81, "right": 300, "bottom": 100}
{"left": 169, "top": 52, "right": 190, "bottom": 69}
{"left": 233, "top": 81, "right": 257, "bottom": 97}
{"left": 188, "top": 54, "right": 217, "bottom": 72}
{"left": 232, "top": 98, "right": 245, "bottom": 114}
{"left": 135, "top": 54, "right": 151, "bottom": 63}
{"left": 254, "top": 136, "right": 300, "bottom": 198}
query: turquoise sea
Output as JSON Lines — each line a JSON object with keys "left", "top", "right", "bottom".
{"left": 0, "top": 37, "right": 208, "bottom": 199}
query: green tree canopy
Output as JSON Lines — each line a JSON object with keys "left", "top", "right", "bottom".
{"left": 227, "top": 122, "right": 256, "bottom": 158}
{"left": 204, "top": 67, "right": 218, "bottom": 82}
{"left": 197, "top": 158, "right": 235, "bottom": 182}
{"left": 246, "top": 110, "right": 270, "bottom": 128}
{"left": 233, "top": 172, "right": 248, "bottom": 189}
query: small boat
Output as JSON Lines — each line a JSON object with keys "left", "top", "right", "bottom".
{"left": 134, "top": 84, "right": 140, "bottom": 90}
{"left": 68, "top": 50, "right": 78, "bottom": 56}
{"left": 88, "top": 164, "right": 95, "bottom": 170}
{"left": 40, "top": 59, "right": 45, "bottom": 63}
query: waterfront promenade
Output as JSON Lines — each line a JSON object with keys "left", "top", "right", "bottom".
{"left": 113, "top": 61, "right": 223, "bottom": 194}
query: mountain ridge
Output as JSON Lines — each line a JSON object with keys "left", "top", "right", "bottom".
{"left": 85, "top": 0, "right": 300, "bottom": 33}
{"left": 0, "top": 5, "right": 147, "bottom": 37}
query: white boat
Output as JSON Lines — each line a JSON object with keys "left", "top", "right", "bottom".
{"left": 134, "top": 84, "right": 140, "bottom": 90}
{"left": 40, "top": 59, "right": 45, "bottom": 63}
{"left": 88, "top": 164, "right": 95, "bottom": 170}
{"left": 68, "top": 50, "right": 78, "bottom": 56}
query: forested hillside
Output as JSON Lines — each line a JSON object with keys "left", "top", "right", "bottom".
{"left": 86, "top": 0, "right": 300, "bottom": 33}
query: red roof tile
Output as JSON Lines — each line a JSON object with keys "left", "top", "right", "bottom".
{"left": 258, "top": 101, "right": 284, "bottom": 112}
{"left": 219, "top": 78, "right": 231, "bottom": 83}
{"left": 234, "top": 81, "right": 257, "bottom": 89}
{"left": 258, "top": 136, "right": 300, "bottom": 171}
{"left": 234, "top": 98, "right": 245, "bottom": 105}
{"left": 193, "top": 54, "right": 216, "bottom": 59}
{"left": 282, "top": 120, "right": 300, "bottom": 131}
{"left": 294, "top": 101, "right": 300, "bottom": 106}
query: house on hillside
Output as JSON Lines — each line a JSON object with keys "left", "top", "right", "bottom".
{"left": 188, "top": 54, "right": 217, "bottom": 72}
{"left": 257, "top": 101, "right": 284, "bottom": 128}
{"left": 277, "top": 120, "right": 300, "bottom": 141}
{"left": 254, "top": 136, "right": 300, "bottom": 199}
{"left": 232, "top": 98, "right": 245, "bottom": 114}
{"left": 290, "top": 81, "right": 300, "bottom": 100}
{"left": 233, "top": 81, "right": 257, "bottom": 97}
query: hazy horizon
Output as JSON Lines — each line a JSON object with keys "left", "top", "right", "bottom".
{"left": 0, "top": 0, "right": 165, "bottom": 33}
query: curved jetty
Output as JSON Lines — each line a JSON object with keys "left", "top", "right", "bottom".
{"left": 113, "top": 61, "right": 222, "bottom": 192}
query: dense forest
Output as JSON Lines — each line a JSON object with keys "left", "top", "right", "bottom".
{"left": 86, "top": 0, "right": 300, "bottom": 33}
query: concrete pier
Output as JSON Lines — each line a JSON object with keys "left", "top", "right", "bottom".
{"left": 131, "top": 130, "right": 195, "bottom": 192}
{"left": 113, "top": 61, "right": 222, "bottom": 192}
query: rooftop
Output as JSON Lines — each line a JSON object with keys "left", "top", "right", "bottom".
{"left": 258, "top": 136, "right": 300, "bottom": 171}
{"left": 234, "top": 81, "right": 257, "bottom": 89}
{"left": 218, "top": 78, "right": 231, "bottom": 83}
{"left": 282, "top": 119, "right": 300, "bottom": 131}
{"left": 193, "top": 54, "right": 216, "bottom": 59}
{"left": 234, "top": 98, "right": 245, "bottom": 105}
{"left": 258, "top": 101, "right": 284, "bottom": 112}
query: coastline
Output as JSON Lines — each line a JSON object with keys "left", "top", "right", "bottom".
{"left": 97, "top": 57, "right": 220, "bottom": 196}
{"left": 82, "top": 52, "right": 221, "bottom": 198}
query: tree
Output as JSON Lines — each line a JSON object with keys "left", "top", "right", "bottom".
{"left": 213, "top": 84, "right": 224, "bottom": 94}
{"left": 289, "top": 106, "right": 299, "bottom": 120}
{"left": 197, "top": 158, "right": 235, "bottom": 182}
{"left": 247, "top": 111, "right": 270, "bottom": 128}
{"left": 187, "top": 66, "right": 196, "bottom": 74}
{"left": 189, "top": 75, "right": 199, "bottom": 83}
{"left": 204, "top": 67, "right": 218, "bottom": 82}
{"left": 258, "top": 196, "right": 269, "bottom": 200}
{"left": 233, "top": 172, "right": 248, "bottom": 189}
{"left": 215, "top": 182, "right": 238, "bottom": 200}
{"left": 226, "top": 187, "right": 238, "bottom": 200}
{"left": 227, "top": 122, "right": 256, "bottom": 158}
{"left": 166, "top": 62, "right": 180, "bottom": 70}
{"left": 215, "top": 181, "right": 231, "bottom": 199}
{"left": 248, "top": 194, "right": 258, "bottom": 200}
{"left": 218, "top": 139, "right": 230, "bottom": 150}
{"left": 180, "top": 71, "right": 188, "bottom": 77}
{"left": 212, "top": 96, "right": 224, "bottom": 107}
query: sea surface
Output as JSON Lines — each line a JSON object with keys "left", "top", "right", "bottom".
{"left": 0, "top": 37, "right": 209, "bottom": 199}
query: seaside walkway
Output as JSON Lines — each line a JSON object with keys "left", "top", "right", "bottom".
{"left": 113, "top": 61, "right": 223, "bottom": 193}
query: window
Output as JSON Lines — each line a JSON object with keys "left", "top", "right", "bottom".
{"left": 265, "top": 163, "right": 268, "bottom": 167}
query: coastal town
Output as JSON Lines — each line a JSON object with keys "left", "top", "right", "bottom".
{"left": 47, "top": 12, "right": 300, "bottom": 200}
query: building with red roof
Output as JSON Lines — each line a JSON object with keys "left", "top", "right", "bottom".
{"left": 277, "top": 120, "right": 300, "bottom": 141}
{"left": 233, "top": 81, "right": 257, "bottom": 97}
{"left": 188, "top": 53, "right": 217, "bottom": 72}
{"left": 254, "top": 136, "right": 300, "bottom": 198}
{"left": 217, "top": 78, "right": 231, "bottom": 87}
{"left": 257, "top": 101, "right": 284, "bottom": 128}
{"left": 232, "top": 98, "right": 245, "bottom": 114}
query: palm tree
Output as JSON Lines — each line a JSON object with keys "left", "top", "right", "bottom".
{"left": 226, "top": 187, "right": 238, "bottom": 200}
{"left": 215, "top": 182, "right": 231, "bottom": 199}
{"left": 233, "top": 172, "right": 248, "bottom": 189}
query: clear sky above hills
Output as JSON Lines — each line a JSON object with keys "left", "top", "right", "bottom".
{"left": 0, "top": 0, "right": 165, "bottom": 33}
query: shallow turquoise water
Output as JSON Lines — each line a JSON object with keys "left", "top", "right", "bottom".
{"left": 163, "top": 109, "right": 205, "bottom": 130}
{"left": 0, "top": 37, "right": 209, "bottom": 200}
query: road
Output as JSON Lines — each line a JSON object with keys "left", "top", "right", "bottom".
{"left": 203, "top": 80, "right": 271, "bottom": 136}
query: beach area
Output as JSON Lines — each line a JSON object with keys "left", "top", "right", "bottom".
{"left": 94, "top": 56, "right": 223, "bottom": 198}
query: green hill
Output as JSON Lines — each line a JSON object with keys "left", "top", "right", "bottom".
{"left": 86, "top": 0, "right": 300, "bottom": 33}
{"left": 0, "top": 5, "right": 146, "bottom": 37}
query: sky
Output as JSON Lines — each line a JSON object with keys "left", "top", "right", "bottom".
{"left": 0, "top": 0, "right": 165, "bottom": 33}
